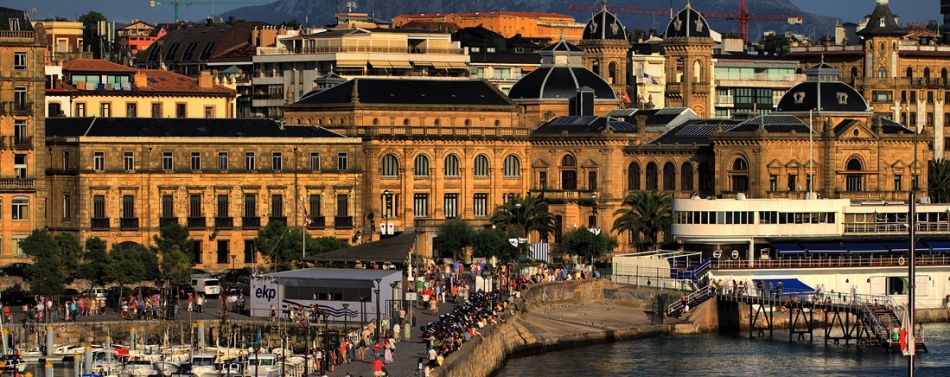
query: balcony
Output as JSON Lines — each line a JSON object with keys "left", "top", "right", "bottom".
{"left": 692, "top": 82, "right": 710, "bottom": 93}
{"left": 159, "top": 217, "right": 179, "bottom": 228}
{"left": 214, "top": 217, "right": 234, "bottom": 229}
{"left": 120, "top": 217, "right": 140, "bottom": 230}
{"left": 715, "top": 95, "right": 734, "bottom": 106}
{"left": 268, "top": 216, "right": 287, "bottom": 226}
{"left": 187, "top": 217, "right": 206, "bottom": 229}
{"left": 90, "top": 218, "right": 110, "bottom": 230}
{"left": 10, "top": 136, "right": 32, "bottom": 149}
{"left": 0, "top": 30, "right": 35, "bottom": 41}
{"left": 414, "top": 218, "right": 489, "bottom": 229}
{"left": 242, "top": 216, "right": 261, "bottom": 229}
{"left": 666, "top": 82, "right": 682, "bottom": 95}
{"left": 10, "top": 101, "right": 33, "bottom": 116}
{"left": 0, "top": 178, "right": 34, "bottom": 190}
{"left": 334, "top": 216, "right": 353, "bottom": 229}
{"left": 307, "top": 216, "right": 326, "bottom": 229}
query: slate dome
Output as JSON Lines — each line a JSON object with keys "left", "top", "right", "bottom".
{"left": 775, "top": 64, "right": 868, "bottom": 113}
{"left": 582, "top": 8, "right": 628, "bottom": 41}
{"left": 508, "top": 39, "right": 616, "bottom": 101}
{"left": 665, "top": 6, "right": 711, "bottom": 39}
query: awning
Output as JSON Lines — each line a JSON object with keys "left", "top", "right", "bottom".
{"left": 389, "top": 61, "right": 412, "bottom": 69}
{"left": 335, "top": 60, "right": 366, "bottom": 67}
{"left": 844, "top": 242, "right": 889, "bottom": 254}
{"left": 448, "top": 62, "right": 469, "bottom": 68}
{"left": 760, "top": 278, "right": 814, "bottom": 294}
{"left": 368, "top": 61, "right": 391, "bottom": 68}
{"left": 884, "top": 241, "right": 929, "bottom": 253}
{"left": 800, "top": 242, "right": 847, "bottom": 254}
{"left": 412, "top": 61, "right": 433, "bottom": 67}
{"left": 771, "top": 243, "right": 805, "bottom": 255}
{"left": 924, "top": 240, "right": 950, "bottom": 252}
{"left": 304, "top": 232, "right": 417, "bottom": 263}
{"left": 431, "top": 62, "right": 452, "bottom": 69}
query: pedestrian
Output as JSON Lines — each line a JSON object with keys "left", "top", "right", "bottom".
{"left": 270, "top": 305, "right": 276, "bottom": 322}
{"left": 393, "top": 323, "right": 401, "bottom": 343}
{"left": 384, "top": 342, "right": 393, "bottom": 364}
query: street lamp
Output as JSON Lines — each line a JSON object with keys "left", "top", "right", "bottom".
{"left": 373, "top": 287, "right": 381, "bottom": 341}
{"left": 322, "top": 312, "right": 329, "bottom": 374}
{"left": 342, "top": 303, "right": 349, "bottom": 334}
{"left": 360, "top": 297, "right": 368, "bottom": 330}
{"left": 389, "top": 281, "right": 399, "bottom": 328}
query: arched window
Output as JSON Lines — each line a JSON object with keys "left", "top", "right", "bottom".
{"left": 850, "top": 67, "right": 858, "bottom": 83}
{"left": 381, "top": 154, "right": 398, "bottom": 177}
{"left": 878, "top": 67, "right": 887, "bottom": 78}
{"left": 693, "top": 60, "right": 703, "bottom": 82}
{"left": 698, "top": 161, "right": 713, "bottom": 192}
{"left": 663, "top": 162, "right": 676, "bottom": 191}
{"left": 732, "top": 158, "right": 748, "bottom": 171}
{"left": 561, "top": 154, "right": 577, "bottom": 190}
{"left": 444, "top": 154, "right": 459, "bottom": 177}
{"left": 846, "top": 157, "right": 863, "bottom": 192}
{"left": 473, "top": 154, "right": 489, "bottom": 177}
{"left": 645, "top": 162, "right": 658, "bottom": 190}
{"left": 674, "top": 58, "right": 684, "bottom": 82}
{"left": 608, "top": 61, "right": 618, "bottom": 84}
{"left": 413, "top": 155, "right": 429, "bottom": 177}
{"left": 943, "top": 68, "right": 948, "bottom": 80}
{"left": 731, "top": 158, "right": 749, "bottom": 193}
{"left": 627, "top": 162, "right": 641, "bottom": 191}
{"left": 502, "top": 155, "right": 520, "bottom": 177}
{"left": 924, "top": 67, "right": 931, "bottom": 79}
{"left": 681, "top": 162, "right": 694, "bottom": 191}
{"left": 906, "top": 67, "right": 913, "bottom": 78}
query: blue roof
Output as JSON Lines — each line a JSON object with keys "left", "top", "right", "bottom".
{"left": 772, "top": 243, "right": 805, "bottom": 255}
{"left": 800, "top": 242, "right": 846, "bottom": 254}
{"left": 925, "top": 240, "right": 950, "bottom": 253}
{"left": 844, "top": 242, "right": 889, "bottom": 254}
{"left": 759, "top": 278, "right": 814, "bottom": 294}
{"left": 884, "top": 241, "right": 929, "bottom": 253}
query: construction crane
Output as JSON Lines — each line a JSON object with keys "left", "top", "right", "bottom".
{"left": 149, "top": 0, "right": 269, "bottom": 23}
{"left": 568, "top": 0, "right": 802, "bottom": 43}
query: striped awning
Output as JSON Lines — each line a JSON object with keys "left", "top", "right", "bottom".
{"left": 447, "top": 62, "right": 469, "bottom": 68}
{"left": 369, "top": 61, "right": 391, "bottom": 68}
{"left": 431, "top": 62, "right": 452, "bottom": 69}
{"left": 528, "top": 243, "right": 550, "bottom": 262}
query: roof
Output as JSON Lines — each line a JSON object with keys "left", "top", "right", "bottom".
{"left": 0, "top": 7, "right": 33, "bottom": 32}
{"left": 581, "top": 8, "right": 627, "bottom": 41}
{"left": 263, "top": 268, "right": 401, "bottom": 289}
{"left": 508, "top": 66, "right": 615, "bottom": 100}
{"left": 63, "top": 59, "right": 137, "bottom": 73}
{"left": 143, "top": 21, "right": 269, "bottom": 68}
{"left": 775, "top": 81, "right": 868, "bottom": 113}
{"left": 46, "top": 118, "right": 345, "bottom": 139}
{"left": 303, "top": 233, "right": 417, "bottom": 263}
{"left": 856, "top": 0, "right": 906, "bottom": 37}
{"left": 532, "top": 116, "right": 638, "bottom": 135}
{"left": 398, "top": 11, "right": 574, "bottom": 20}
{"left": 650, "top": 119, "right": 742, "bottom": 145}
{"left": 288, "top": 78, "right": 514, "bottom": 107}
{"left": 398, "top": 21, "right": 461, "bottom": 33}
{"left": 729, "top": 115, "right": 812, "bottom": 133}
{"left": 540, "top": 39, "right": 583, "bottom": 52}
{"left": 834, "top": 118, "right": 914, "bottom": 135}
{"left": 665, "top": 5, "right": 712, "bottom": 39}
{"left": 606, "top": 107, "right": 699, "bottom": 131}
{"left": 137, "top": 69, "right": 235, "bottom": 94}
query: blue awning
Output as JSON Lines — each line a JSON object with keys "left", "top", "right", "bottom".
{"left": 844, "top": 242, "right": 889, "bottom": 254}
{"left": 884, "top": 241, "right": 929, "bottom": 253}
{"left": 800, "top": 242, "right": 846, "bottom": 254}
{"left": 924, "top": 240, "right": 950, "bottom": 253}
{"left": 772, "top": 243, "right": 805, "bottom": 255}
{"left": 760, "top": 278, "right": 814, "bottom": 294}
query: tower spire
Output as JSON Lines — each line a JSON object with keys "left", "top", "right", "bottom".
{"left": 602, "top": 0, "right": 608, "bottom": 10}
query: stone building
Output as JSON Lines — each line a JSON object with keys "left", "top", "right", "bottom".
{"left": 662, "top": 3, "right": 715, "bottom": 117}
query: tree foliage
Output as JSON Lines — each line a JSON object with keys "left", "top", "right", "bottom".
{"left": 561, "top": 228, "right": 618, "bottom": 263}
{"left": 308, "top": 236, "right": 350, "bottom": 255}
{"left": 21, "top": 229, "right": 66, "bottom": 296}
{"left": 78, "top": 237, "right": 109, "bottom": 287}
{"left": 153, "top": 224, "right": 194, "bottom": 258}
{"left": 612, "top": 191, "right": 673, "bottom": 252}
{"left": 929, "top": 158, "right": 950, "bottom": 203}
{"left": 470, "top": 227, "right": 517, "bottom": 261}
{"left": 55, "top": 232, "right": 84, "bottom": 280}
{"left": 77, "top": 11, "right": 106, "bottom": 26}
{"left": 160, "top": 244, "right": 193, "bottom": 287}
{"left": 106, "top": 243, "right": 150, "bottom": 288}
{"left": 255, "top": 221, "right": 334, "bottom": 271}
{"left": 760, "top": 34, "right": 789, "bottom": 54}
{"left": 433, "top": 220, "right": 473, "bottom": 259}
{"left": 489, "top": 195, "right": 555, "bottom": 239}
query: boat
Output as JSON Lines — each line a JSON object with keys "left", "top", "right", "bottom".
{"left": 243, "top": 353, "right": 280, "bottom": 377}
{"left": 0, "top": 354, "right": 28, "bottom": 373}
{"left": 122, "top": 358, "right": 157, "bottom": 377}
{"left": 185, "top": 353, "right": 217, "bottom": 377}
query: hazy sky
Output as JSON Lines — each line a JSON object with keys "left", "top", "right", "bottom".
{"left": 0, "top": 0, "right": 942, "bottom": 26}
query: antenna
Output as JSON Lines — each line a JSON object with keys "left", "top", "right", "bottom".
{"left": 346, "top": 1, "right": 357, "bottom": 12}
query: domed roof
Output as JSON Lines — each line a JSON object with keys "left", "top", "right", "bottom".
{"left": 665, "top": 4, "right": 711, "bottom": 39}
{"left": 508, "top": 67, "right": 616, "bottom": 101}
{"left": 540, "top": 39, "right": 584, "bottom": 52}
{"left": 582, "top": 7, "right": 628, "bottom": 41}
{"left": 775, "top": 82, "right": 868, "bottom": 113}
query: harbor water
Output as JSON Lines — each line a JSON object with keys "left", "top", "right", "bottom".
{"left": 495, "top": 323, "right": 950, "bottom": 376}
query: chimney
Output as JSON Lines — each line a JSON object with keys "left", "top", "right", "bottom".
{"left": 134, "top": 70, "right": 149, "bottom": 88}
{"left": 199, "top": 71, "right": 213, "bottom": 88}
{"left": 228, "top": 16, "right": 235, "bottom": 25}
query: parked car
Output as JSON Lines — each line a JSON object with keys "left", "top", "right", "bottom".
{"left": 58, "top": 288, "right": 81, "bottom": 304}
{"left": 0, "top": 289, "right": 36, "bottom": 307}
{"left": 83, "top": 287, "right": 107, "bottom": 301}
{"left": 0, "top": 263, "right": 30, "bottom": 278}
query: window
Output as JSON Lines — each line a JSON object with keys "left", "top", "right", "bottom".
{"left": 151, "top": 103, "right": 162, "bottom": 117}
{"left": 310, "top": 152, "right": 320, "bottom": 171}
{"left": 846, "top": 158, "right": 863, "bottom": 192}
{"left": 13, "top": 52, "right": 25, "bottom": 71}
{"left": 444, "top": 154, "right": 460, "bottom": 177}
{"left": 871, "top": 91, "right": 892, "bottom": 103}
{"left": 176, "top": 103, "right": 186, "bottom": 118}
{"left": 216, "top": 240, "right": 229, "bottom": 264}
{"left": 336, "top": 194, "right": 349, "bottom": 216}
{"left": 11, "top": 197, "right": 28, "bottom": 220}
{"left": 204, "top": 106, "right": 214, "bottom": 118}
{"left": 13, "top": 86, "right": 27, "bottom": 109}
{"left": 382, "top": 154, "right": 399, "bottom": 177}
{"left": 244, "top": 194, "right": 257, "bottom": 217}
{"left": 628, "top": 162, "right": 641, "bottom": 190}
{"left": 13, "top": 154, "right": 26, "bottom": 178}
{"left": 162, "top": 152, "right": 173, "bottom": 170}
{"left": 272, "top": 152, "right": 282, "bottom": 170}
{"left": 928, "top": 91, "right": 934, "bottom": 104}
{"left": 588, "top": 171, "right": 598, "bottom": 191}
{"left": 910, "top": 91, "right": 917, "bottom": 102}
{"left": 100, "top": 103, "right": 111, "bottom": 117}
{"left": 271, "top": 194, "right": 283, "bottom": 217}
{"left": 192, "top": 241, "right": 202, "bottom": 264}
{"left": 123, "top": 151, "right": 134, "bottom": 171}
{"left": 217, "top": 194, "right": 229, "bottom": 217}
{"left": 910, "top": 112, "right": 917, "bottom": 126}
{"left": 413, "top": 194, "right": 428, "bottom": 217}
{"left": 162, "top": 194, "right": 174, "bottom": 218}
{"left": 770, "top": 175, "right": 778, "bottom": 191}
{"left": 474, "top": 193, "right": 488, "bottom": 217}
{"left": 244, "top": 240, "right": 256, "bottom": 264}
{"left": 414, "top": 155, "right": 430, "bottom": 177}
{"left": 76, "top": 102, "right": 86, "bottom": 117}
{"left": 730, "top": 158, "right": 749, "bottom": 193}
{"left": 122, "top": 195, "right": 135, "bottom": 219}
{"left": 927, "top": 112, "right": 934, "bottom": 126}
{"left": 788, "top": 174, "right": 797, "bottom": 191}
{"left": 93, "top": 195, "right": 106, "bottom": 218}
{"left": 214, "top": 152, "right": 227, "bottom": 170}
{"left": 337, "top": 152, "right": 348, "bottom": 170}
{"left": 62, "top": 151, "right": 69, "bottom": 170}
{"left": 894, "top": 174, "right": 903, "bottom": 191}
{"left": 126, "top": 103, "right": 137, "bottom": 117}
{"left": 189, "top": 194, "right": 203, "bottom": 218}
{"left": 13, "top": 120, "right": 26, "bottom": 145}
{"left": 444, "top": 194, "right": 458, "bottom": 218}
{"left": 681, "top": 162, "right": 694, "bottom": 191}
{"left": 539, "top": 171, "right": 547, "bottom": 190}
{"left": 807, "top": 174, "right": 813, "bottom": 192}
{"left": 245, "top": 152, "right": 256, "bottom": 170}
{"left": 190, "top": 152, "right": 201, "bottom": 170}
{"left": 503, "top": 155, "right": 520, "bottom": 177}
{"left": 878, "top": 67, "right": 887, "bottom": 78}
{"left": 94, "top": 152, "right": 104, "bottom": 171}
{"left": 309, "top": 194, "right": 321, "bottom": 217}
{"left": 474, "top": 155, "right": 489, "bottom": 177}
{"left": 663, "top": 162, "right": 676, "bottom": 191}
{"left": 63, "top": 194, "right": 71, "bottom": 220}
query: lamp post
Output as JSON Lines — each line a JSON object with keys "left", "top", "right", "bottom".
{"left": 322, "top": 312, "right": 329, "bottom": 374}
{"left": 360, "top": 297, "right": 368, "bottom": 330}
{"left": 382, "top": 190, "right": 393, "bottom": 239}
{"left": 389, "top": 281, "right": 399, "bottom": 329}
{"left": 373, "top": 287, "right": 381, "bottom": 341}
{"left": 342, "top": 303, "right": 349, "bottom": 334}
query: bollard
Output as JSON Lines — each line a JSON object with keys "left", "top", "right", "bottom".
{"left": 130, "top": 327, "right": 137, "bottom": 351}
{"left": 105, "top": 335, "right": 112, "bottom": 367}
{"left": 1, "top": 328, "right": 7, "bottom": 355}
{"left": 45, "top": 362, "right": 53, "bottom": 377}
{"left": 73, "top": 353, "right": 80, "bottom": 377}
{"left": 45, "top": 325, "right": 54, "bottom": 357}
{"left": 83, "top": 346, "right": 92, "bottom": 374}
{"left": 198, "top": 321, "right": 206, "bottom": 348}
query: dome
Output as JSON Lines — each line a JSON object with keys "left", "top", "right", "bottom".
{"left": 582, "top": 9, "right": 628, "bottom": 41}
{"left": 775, "top": 82, "right": 868, "bottom": 113}
{"left": 665, "top": 5, "right": 711, "bottom": 39}
{"left": 508, "top": 67, "right": 616, "bottom": 100}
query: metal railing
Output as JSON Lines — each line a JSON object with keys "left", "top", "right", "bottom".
{"left": 119, "top": 217, "right": 139, "bottom": 230}
{"left": 666, "top": 285, "right": 710, "bottom": 316}
{"left": 215, "top": 217, "right": 234, "bottom": 229}
{"left": 90, "top": 218, "right": 110, "bottom": 230}
{"left": 187, "top": 217, "right": 206, "bottom": 229}
{"left": 334, "top": 216, "right": 353, "bottom": 229}
{"left": 714, "top": 254, "right": 950, "bottom": 269}
{"left": 159, "top": 217, "right": 178, "bottom": 227}
{"left": 242, "top": 216, "right": 261, "bottom": 229}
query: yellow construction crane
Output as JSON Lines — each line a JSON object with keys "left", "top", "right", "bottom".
{"left": 149, "top": 0, "right": 268, "bottom": 23}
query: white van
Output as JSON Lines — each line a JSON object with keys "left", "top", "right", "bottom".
{"left": 191, "top": 278, "right": 221, "bottom": 297}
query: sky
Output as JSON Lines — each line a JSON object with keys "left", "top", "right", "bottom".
{"left": 0, "top": 0, "right": 942, "bottom": 26}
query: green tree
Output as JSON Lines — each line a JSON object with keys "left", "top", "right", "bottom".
{"left": 470, "top": 227, "right": 517, "bottom": 261}
{"left": 760, "top": 34, "right": 789, "bottom": 54}
{"left": 433, "top": 220, "right": 473, "bottom": 259}
{"left": 490, "top": 195, "right": 555, "bottom": 239}
{"left": 106, "top": 243, "right": 148, "bottom": 289}
{"left": 153, "top": 224, "right": 194, "bottom": 258}
{"left": 279, "top": 19, "right": 301, "bottom": 29}
{"left": 77, "top": 11, "right": 106, "bottom": 26}
{"left": 929, "top": 158, "right": 950, "bottom": 203}
{"left": 561, "top": 228, "right": 618, "bottom": 264}
{"left": 160, "top": 244, "right": 192, "bottom": 287}
{"left": 55, "top": 232, "right": 84, "bottom": 281}
{"left": 78, "top": 237, "right": 110, "bottom": 287}
{"left": 308, "top": 236, "right": 350, "bottom": 255}
{"left": 612, "top": 191, "right": 673, "bottom": 251}
{"left": 21, "top": 229, "right": 67, "bottom": 297}
{"left": 255, "top": 220, "right": 314, "bottom": 271}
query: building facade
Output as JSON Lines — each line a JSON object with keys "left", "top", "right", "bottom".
{"left": 391, "top": 11, "right": 584, "bottom": 44}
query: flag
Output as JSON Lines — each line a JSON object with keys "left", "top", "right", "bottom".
{"left": 900, "top": 307, "right": 915, "bottom": 356}
{"left": 303, "top": 208, "right": 313, "bottom": 226}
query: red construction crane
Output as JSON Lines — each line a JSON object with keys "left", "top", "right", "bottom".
{"left": 568, "top": 0, "right": 802, "bottom": 43}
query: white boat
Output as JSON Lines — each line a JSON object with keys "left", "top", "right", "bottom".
{"left": 243, "top": 353, "right": 280, "bottom": 377}
{"left": 0, "top": 355, "right": 28, "bottom": 373}
{"left": 188, "top": 353, "right": 218, "bottom": 377}
{"left": 122, "top": 359, "right": 157, "bottom": 377}
{"left": 152, "top": 359, "right": 182, "bottom": 376}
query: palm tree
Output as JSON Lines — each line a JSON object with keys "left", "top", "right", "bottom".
{"left": 490, "top": 195, "right": 556, "bottom": 240}
{"left": 929, "top": 158, "right": 950, "bottom": 203}
{"left": 612, "top": 191, "right": 673, "bottom": 251}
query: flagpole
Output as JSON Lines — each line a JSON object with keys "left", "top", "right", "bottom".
{"left": 907, "top": 126, "right": 920, "bottom": 376}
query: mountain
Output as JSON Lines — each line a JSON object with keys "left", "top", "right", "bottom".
{"left": 220, "top": 0, "right": 839, "bottom": 42}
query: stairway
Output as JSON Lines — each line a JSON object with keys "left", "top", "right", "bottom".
{"left": 666, "top": 285, "right": 712, "bottom": 318}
